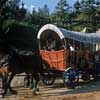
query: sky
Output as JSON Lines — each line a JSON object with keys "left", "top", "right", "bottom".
{"left": 20, "top": 0, "right": 78, "bottom": 13}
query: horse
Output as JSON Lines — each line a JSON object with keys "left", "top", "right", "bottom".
{"left": 0, "top": 48, "right": 44, "bottom": 98}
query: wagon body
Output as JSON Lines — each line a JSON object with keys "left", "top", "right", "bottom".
{"left": 40, "top": 49, "right": 91, "bottom": 70}
{"left": 40, "top": 49, "right": 68, "bottom": 71}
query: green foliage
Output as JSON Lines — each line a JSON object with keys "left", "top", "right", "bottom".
{"left": 55, "top": 0, "right": 69, "bottom": 12}
{"left": 1, "top": 0, "right": 100, "bottom": 44}
{"left": 4, "top": 20, "right": 38, "bottom": 35}
{"left": 30, "top": 4, "right": 50, "bottom": 29}
{"left": 74, "top": 1, "right": 81, "bottom": 13}
{"left": 42, "top": 4, "right": 49, "bottom": 16}
{"left": 53, "top": 0, "right": 70, "bottom": 27}
{"left": 5, "top": 20, "right": 39, "bottom": 51}
{"left": 65, "top": 0, "right": 100, "bottom": 32}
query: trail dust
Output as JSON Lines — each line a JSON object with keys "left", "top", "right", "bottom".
{"left": 1, "top": 78, "right": 100, "bottom": 100}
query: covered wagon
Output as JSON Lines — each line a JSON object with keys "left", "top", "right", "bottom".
{"left": 37, "top": 24, "right": 100, "bottom": 88}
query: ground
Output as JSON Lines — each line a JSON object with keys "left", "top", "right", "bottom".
{"left": 1, "top": 76, "right": 100, "bottom": 100}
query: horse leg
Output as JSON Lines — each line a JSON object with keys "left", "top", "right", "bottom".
{"left": 0, "top": 77, "right": 4, "bottom": 98}
{"left": 30, "top": 75, "right": 34, "bottom": 89}
{"left": 0, "top": 72, "right": 4, "bottom": 92}
{"left": 24, "top": 74, "right": 30, "bottom": 88}
{"left": 0, "top": 73, "right": 8, "bottom": 98}
{"left": 32, "top": 73, "right": 40, "bottom": 95}
{"left": 7, "top": 73, "right": 17, "bottom": 94}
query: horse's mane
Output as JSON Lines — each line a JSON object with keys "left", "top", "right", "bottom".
{"left": 10, "top": 46, "right": 39, "bottom": 56}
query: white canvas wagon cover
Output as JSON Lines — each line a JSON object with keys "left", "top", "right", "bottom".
{"left": 37, "top": 24, "right": 100, "bottom": 44}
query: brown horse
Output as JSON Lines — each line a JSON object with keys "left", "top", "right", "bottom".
{"left": 0, "top": 48, "right": 43, "bottom": 98}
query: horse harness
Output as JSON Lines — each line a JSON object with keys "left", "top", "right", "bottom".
{"left": 0, "top": 54, "right": 9, "bottom": 67}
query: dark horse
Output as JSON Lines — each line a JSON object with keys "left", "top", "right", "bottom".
{"left": 0, "top": 48, "right": 43, "bottom": 98}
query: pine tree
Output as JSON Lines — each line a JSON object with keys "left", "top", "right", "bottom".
{"left": 54, "top": 0, "right": 70, "bottom": 26}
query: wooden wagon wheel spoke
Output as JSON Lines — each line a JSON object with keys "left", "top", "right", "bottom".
{"left": 63, "top": 67, "right": 79, "bottom": 88}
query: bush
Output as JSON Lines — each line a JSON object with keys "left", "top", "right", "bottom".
{"left": 6, "top": 20, "right": 39, "bottom": 51}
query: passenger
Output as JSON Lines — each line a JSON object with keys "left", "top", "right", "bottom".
{"left": 46, "top": 39, "right": 57, "bottom": 51}
{"left": 50, "top": 40, "right": 57, "bottom": 51}
{"left": 45, "top": 40, "right": 52, "bottom": 51}
{"left": 94, "top": 51, "right": 100, "bottom": 62}
{"left": 80, "top": 57, "right": 89, "bottom": 71}
{"left": 69, "top": 44, "right": 74, "bottom": 51}
{"left": 79, "top": 56, "right": 90, "bottom": 80}
{"left": 88, "top": 55, "right": 94, "bottom": 78}
{"left": 93, "top": 51, "right": 100, "bottom": 80}
{"left": 75, "top": 43, "right": 80, "bottom": 51}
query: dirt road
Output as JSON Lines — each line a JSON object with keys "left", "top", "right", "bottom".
{"left": 1, "top": 77, "right": 100, "bottom": 100}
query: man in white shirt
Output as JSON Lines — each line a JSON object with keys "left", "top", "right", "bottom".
{"left": 69, "top": 45, "right": 75, "bottom": 51}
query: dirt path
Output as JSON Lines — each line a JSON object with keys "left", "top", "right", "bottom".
{"left": 1, "top": 78, "right": 100, "bottom": 100}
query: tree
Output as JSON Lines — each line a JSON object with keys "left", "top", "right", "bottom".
{"left": 42, "top": 4, "right": 49, "bottom": 17}
{"left": 31, "top": 8, "right": 39, "bottom": 25}
{"left": 55, "top": 0, "right": 69, "bottom": 12}
{"left": 30, "top": 4, "right": 50, "bottom": 29}
{"left": 18, "top": 3, "right": 27, "bottom": 21}
{"left": 53, "top": 0, "right": 70, "bottom": 27}
{"left": 96, "top": 0, "right": 100, "bottom": 7}
{"left": 0, "top": 0, "right": 27, "bottom": 44}
{"left": 0, "top": 0, "right": 11, "bottom": 34}
{"left": 74, "top": 1, "right": 81, "bottom": 13}
{"left": 0, "top": 0, "right": 12, "bottom": 47}
{"left": 9, "top": 0, "right": 27, "bottom": 21}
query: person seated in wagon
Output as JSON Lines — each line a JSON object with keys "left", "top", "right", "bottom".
{"left": 93, "top": 51, "right": 100, "bottom": 80}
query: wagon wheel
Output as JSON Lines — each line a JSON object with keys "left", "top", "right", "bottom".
{"left": 63, "top": 67, "right": 79, "bottom": 88}
{"left": 42, "top": 70, "right": 56, "bottom": 85}
{"left": 41, "top": 61, "right": 56, "bottom": 85}
{"left": 81, "top": 71, "right": 90, "bottom": 81}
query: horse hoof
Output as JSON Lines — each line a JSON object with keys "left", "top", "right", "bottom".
{"left": 32, "top": 93, "right": 37, "bottom": 95}
{"left": 32, "top": 89, "right": 37, "bottom": 95}
{"left": 0, "top": 94, "right": 4, "bottom": 98}
{"left": 10, "top": 89, "right": 17, "bottom": 95}
{"left": 36, "top": 88, "right": 39, "bottom": 91}
{"left": 32, "top": 91, "right": 37, "bottom": 95}
{"left": 30, "top": 87, "right": 32, "bottom": 89}
{"left": 24, "top": 83, "right": 30, "bottom": 88}
{"left": 24, "top": 85, "right": 29, "bottom": 88}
